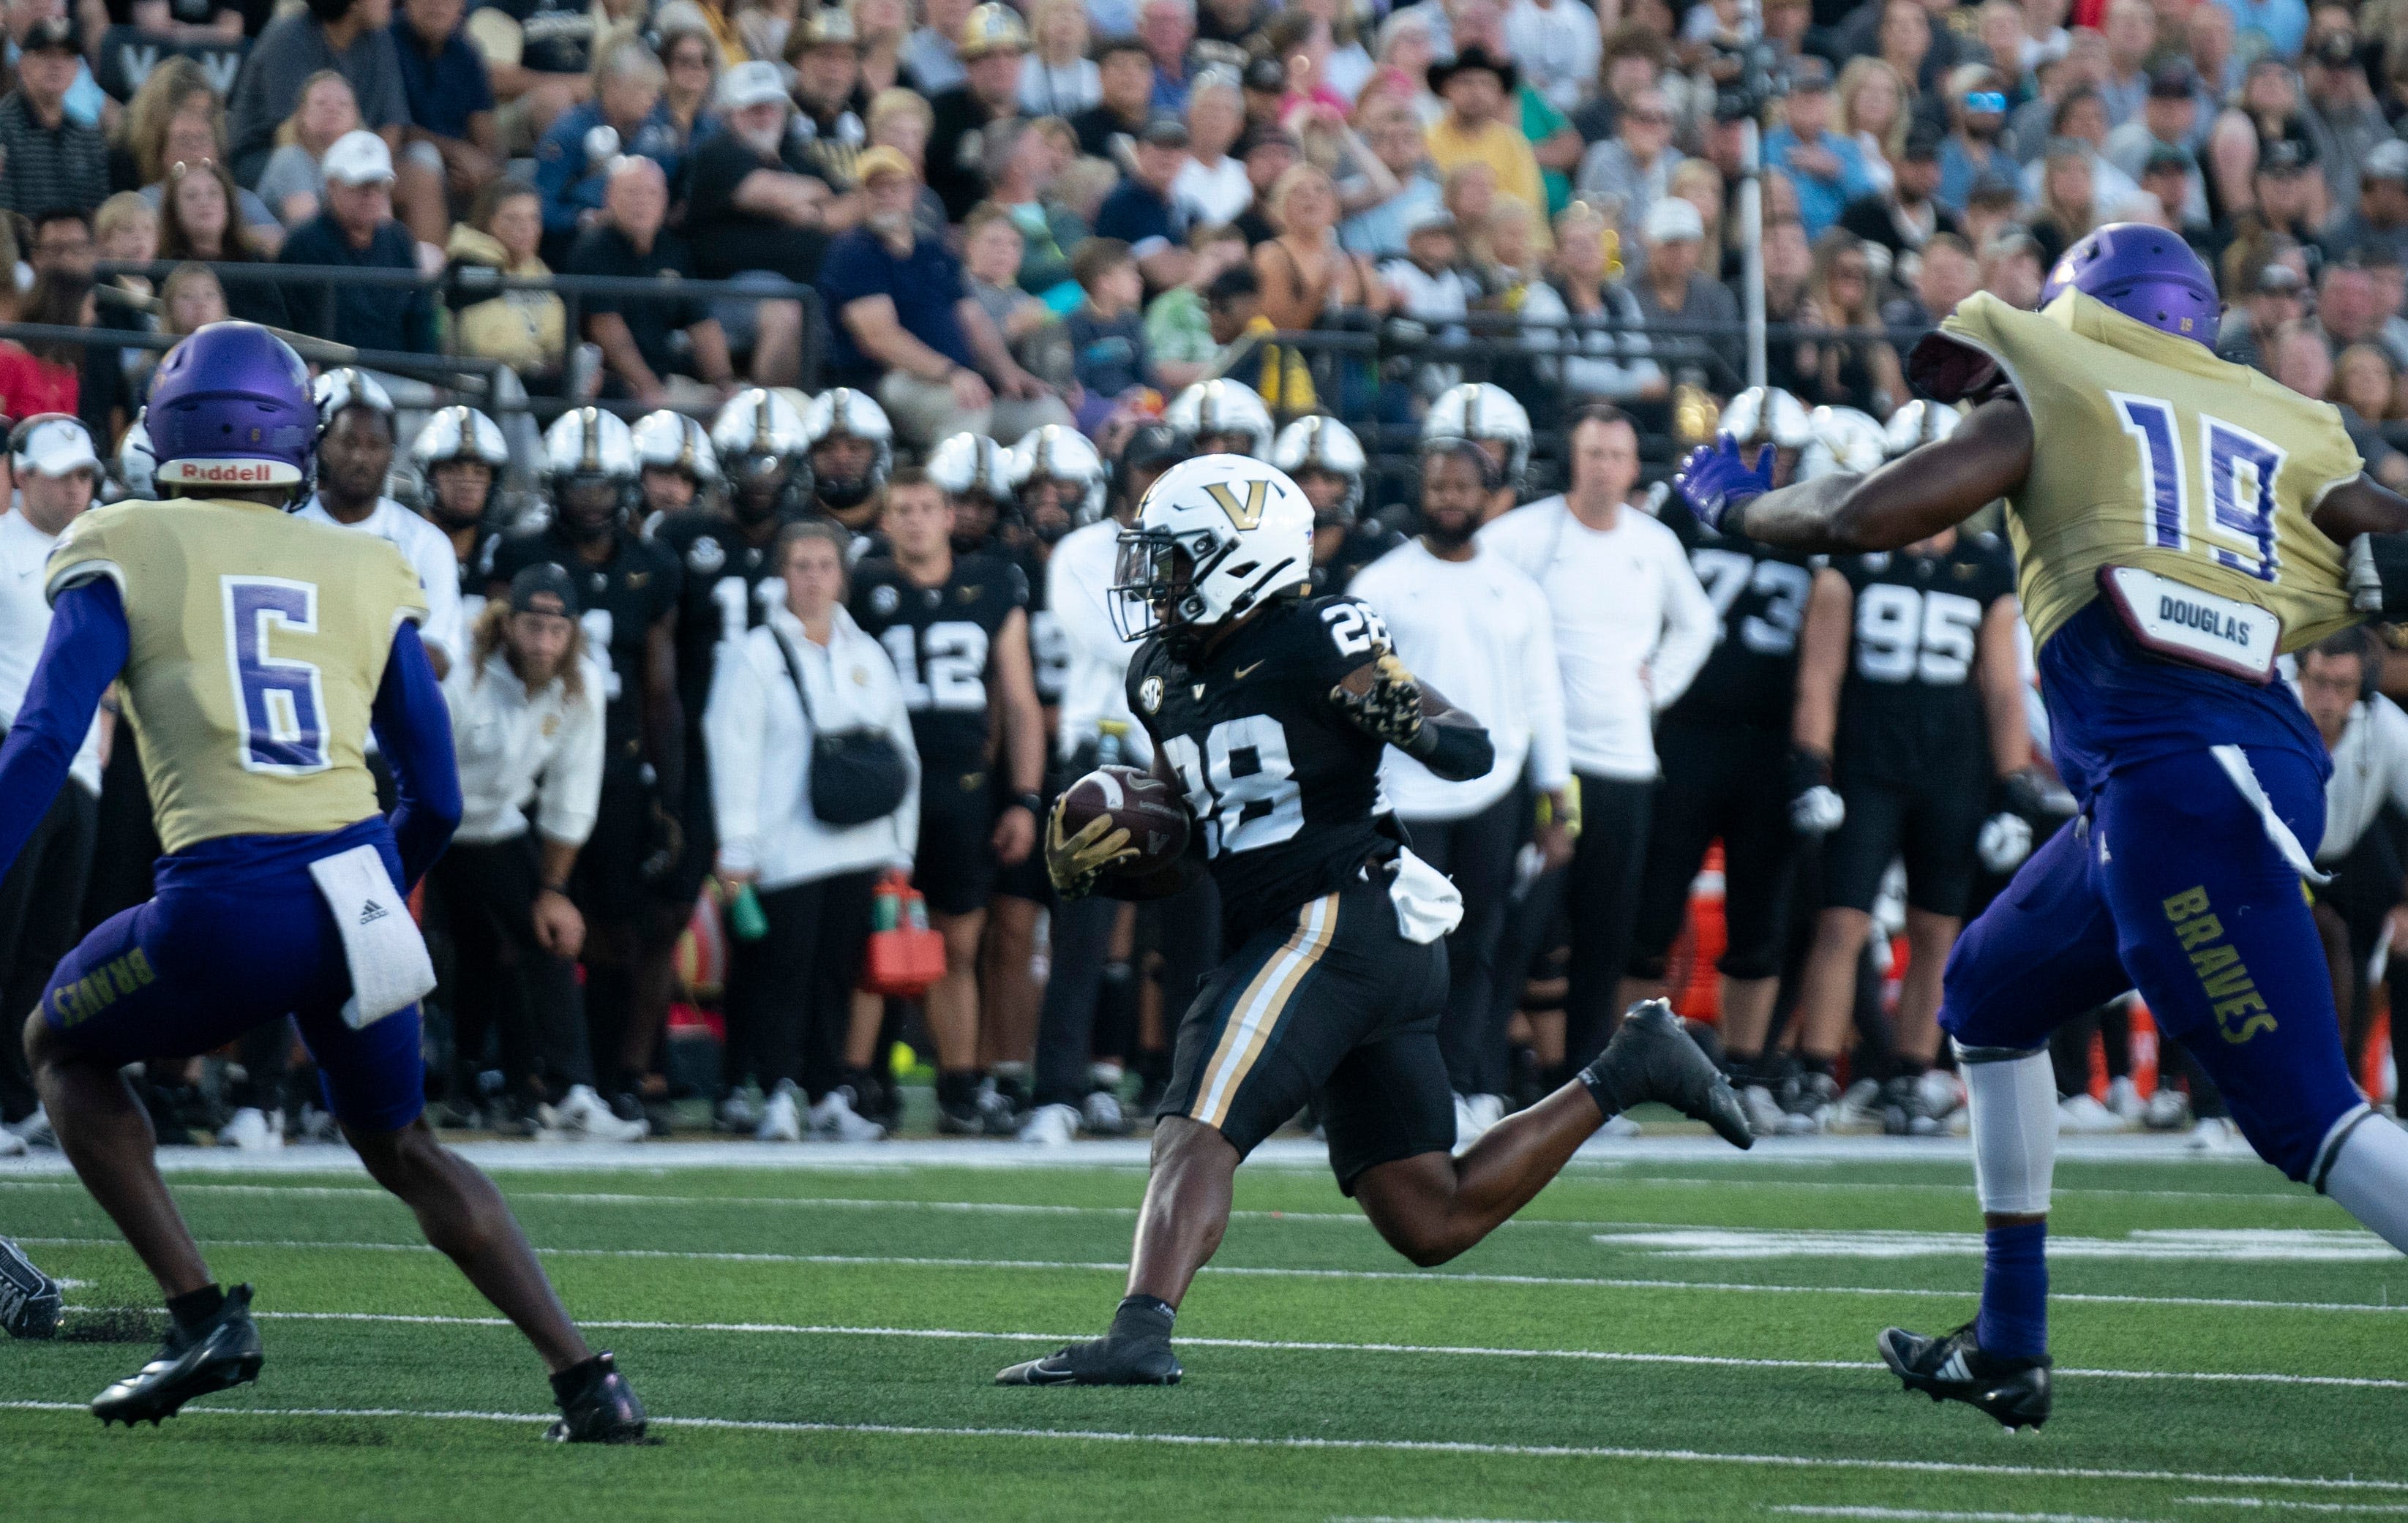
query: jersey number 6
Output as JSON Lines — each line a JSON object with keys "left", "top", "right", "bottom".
{"left": 222, "top": 576, "right": 331, "bottom": 775}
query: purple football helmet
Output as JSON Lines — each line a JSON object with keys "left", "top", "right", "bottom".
{"left": 146, "top": 321, "right": 317, "bottom": 494}
{"left": 2038, "top": 222, "right": 2221, "bottom": 350}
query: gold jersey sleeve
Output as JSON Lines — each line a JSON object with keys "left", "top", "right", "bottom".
{"left": 45, "top": 497, "right": 431, "bottom": 856}
{"left": 1940, "top": 290, "right": 2363, "bottom": 652}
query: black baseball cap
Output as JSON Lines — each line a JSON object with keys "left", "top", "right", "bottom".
{"left": 1139, "top": 116, "right": 1191, "bottom": 148}
{"left": 2148, "top": 59, "right": 2198, "bottom": 99}
{"left": 1242, "top": 55, "right": 1286, "bottom": 93}
{"left": 1902, "top": 121, "right": 1943, "bottom": 162}
{"left": 510, "top": 562, "right": 582, "bottom": 617}
{"left": 20, "top": 16, "right": 77, "bottom": 53}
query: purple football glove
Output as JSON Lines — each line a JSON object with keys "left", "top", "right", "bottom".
{"left": 1672, "top": 433, "right": 1775, "bottom": 533}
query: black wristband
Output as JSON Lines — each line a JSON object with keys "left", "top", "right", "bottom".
{"left": 541, "top": 881, "right": 571, "bottom": 897}
{"left": 1015, "top": 791, "right": 1043, "bottom": 816}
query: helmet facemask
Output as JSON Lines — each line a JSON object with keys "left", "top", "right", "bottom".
{"left": 427, "top": 458, "right": 493, "bottom": 530}
{"left": 555, "top": 475, "right": 628, "bottom": 542}
{"left": 811, "top": 433, "right": 885, "bottom": 511}
{"left": 728, "top": 451, "right": 798, "bottom": 522}
{"left": 1112, "top": 527, "right": 1221, "bottom": 653}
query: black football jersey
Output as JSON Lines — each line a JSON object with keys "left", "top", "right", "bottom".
{"left": 489, "top": 524, "right": 681, "bottom": 745}
{"left": 1129, "top": 594, "right": 1400, "bottom": 945}
{"left": 653, "top": 510, "right": 793, "bottom": 727}
{"left": 1310, "top": 523, "right": 1407, "bottom": 598}
{"left": 458, "top": 521, "right": 505, "bottom": 621}
{"left": 1661, "top": 501, "right": 1818, "bottom": 732}
{"left": 1014, "top": 544, "right": 1070, "bottom": 710}
{"left": 849, "top": 551, "right": 1027, "bottom": 770}
{"left": 1833, "top": 530, "right": 2017, "bottom": 781}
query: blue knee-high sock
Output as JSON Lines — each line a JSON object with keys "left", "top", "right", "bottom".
{"left": 1975, "top": 1221, "right": 2048, "bottom": 1360}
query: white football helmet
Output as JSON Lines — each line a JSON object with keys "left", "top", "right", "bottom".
{"left": 929, "top": 432, "right": 1013, "bottom": 502}
{"left": 1113, "top": 454, "right": 1313, "bottom": 646}
{"left": 412, "top": 404, "right": 509, "bottom": 470}
{"left": 1799, "top": 406, "right": 1886, "bottom": 480}
{"left": 800, "top": 387, "right": 894, "bottom": 508}
{"left": 541, "top": 406, "right": 639, "bottom": 481}
{"left": 1422, "top": 381, "right": 1531, "bottom": 486}
{"left": 1717, "top": 386, "right": 1813, "bottom": 448}
{"left": 708, "top": 390, "right": 805, "bottom": 472}
{"left": 1006, "top": 424, "right": 1107, "bottom": 532}
{"left": 116, "top": 415, "right": 155, "bottom": 498}
{"left": 1883, "top": 399, "right": 1962, "bottom": 459}
{"left": 1270, "top": 415, "right": 1367, "bottom": 524}
{"left": 312, "top": 367, "right": 394, "bottom": 429}
{"left": 1166, "top": 379, "right": 1275, "bottom": 459}
{"left": 637, "top": 409, "right": 724, "bottom": 483}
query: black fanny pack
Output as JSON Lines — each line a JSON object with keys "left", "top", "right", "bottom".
{"left": 770, "top": 625, "right": 911, "bottom": 827}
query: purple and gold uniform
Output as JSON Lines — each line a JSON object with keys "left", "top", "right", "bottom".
{"left": 0, "top": 495, "right": 458, "bottom": 1133}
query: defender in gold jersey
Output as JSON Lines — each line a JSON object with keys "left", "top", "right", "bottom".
{"left": 1676, "top": 225, "right": 2408, "bottom": 1430}
{"left": 0, "top": 325, "right": 650, "bottom": 1440}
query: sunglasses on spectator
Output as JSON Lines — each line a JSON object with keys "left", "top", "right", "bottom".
{"left": 1963, "top": 91, "right": 2007, "bottom": 113}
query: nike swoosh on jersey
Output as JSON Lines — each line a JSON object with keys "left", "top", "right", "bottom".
{"left": 1235, "top": 661, "right": 1264, "bottom": 679}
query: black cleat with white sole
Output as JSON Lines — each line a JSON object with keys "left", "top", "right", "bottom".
{"left": 1, "top": 1236, "right": 63, "bottom": 1339}
{"left": 92, "top": 1284, "right": 263, "bottom": 1426}
{"left": 547, "top": 1351, "right": 656, "bottom": 1443}
{"left": 1878, "top": 1322, "right": 2051, "bottom": 1430}
{"left": 1581, "top": 1000, "right": 1755, "bottom": 1148}
{"left": 997, "top": 1334, "right": 1182, "bottom": 1386}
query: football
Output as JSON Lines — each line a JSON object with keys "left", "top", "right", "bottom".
{"left": 1058, "top": 764, "right": 1190, "bottom": 876}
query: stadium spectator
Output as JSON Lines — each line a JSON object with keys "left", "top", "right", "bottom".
{"left": 962, "top": 203, "right": 1056, "bottom": 364}
{"left": 1095, "top": 116, "right": 1196, "bottom": 293}
{"left": 1338, "top": 87, "right": 1442, "bottom": 257}
{"left": 850, "top": 0, "right": 907, "bottom": 95}
{"left": 157, "top": 159, "right": 290, "bottom": 327}
{"left": 435, "top": 565, "right": 635, "bottom": 1139}
{"left": 1977, "top": 225, "right": 2044, "bottom": 307}
{"left": 925, "top": 3, "right": 1029, "bottom": 222}
{"left": 1934, "top": 66, "right": 2014, "bottom": 217}
{"left": 819, "top": 145, "right": 1068, "bottom": 445}
{"left": 20, "top": 217, "right": 130, "bottom": 447}
{"left": 901, "top": 0, "right": 972, "bottom": 94}
{"left": 2296, "top": 628, "right": 2408, "bottom": 1077}
{"left": 707, "top": 521, "right": 916, "bottom": 1143}
{"left": 1482, "top": 407, "right": 1713, "bottom": 1072}
{"left": 1139, "top": 0, "right": 1196, "bottom": 115}
{"left": 1632, "top": 195, "right": 1744, "bottom": 396}
{"left": 1424, "top": 45, "right": 1543, "bottom": 225}
{"left": 1575, "top": 84, "right": 1678, "bottom": 251}
{"left": 2097, "top": 0, "right": 2154, "bottom": 127}
{"left": 0, "top": 273, "right": 88, "bottom": 421}
{"left": 1253, "top": 161, "right": 1388, "bottom": 340}
{"left": 534, "top": 37, "right": 679, "bottom": 260}
{"left": 1065, "top": 237, "right": 1156, "bottom": 429}
{"left": 1839, "top": 121, "right": 1961, "bottom": 287}
{"left": 445, "top": 177, "right": 568, "bottom": 391}
{"left": 865, "top": 84, "right": 948, "bottom": 241}
{"left": 1144, "top": 222, "right": 1248, "bottom": 388}
{"left": 126, "top": 60, "right": 287, "bottom": 251}
{"left": 465, "top": 0, "right": 632, "bottom": 151}
{"left": 566, "top": 154, "right": 737, "bottom": 405}
{"left": 1018, "top": 0, "right": 1095, "bottom": 117}
{"left": 2326, "top": 139, "right": 2408, "bottom": 269}
{"left": 393, "top": 0, "right": 500, "bottom": 213}
{"left": 1835, "top": 57, "right": 1908, "bottom": 197}
{"left": 1796, "top": 229, "right": 1905, "bottom": 416}
{"left": 157, "top": 261, "right": 229, "bottom": 339}
{"left": 226, "top": 0, "right": 411, "bottom": 187}
{"left": 982, "top": 116, "right": 1087, "bottom": 310}
{"left": 2103, "top": 61, "right": 2206, "bottom": 225}
{"left": 0, "top": 413, "right": 102, "bottom": 1151}
{"left": 1504, "top": 0, "right": 1599, "bottom": 113}
{"left": 786, "top": 10, "right": 862, "bottom": 185}
{"left": 276, "top": 129, "right": 440, "bottom": 354}
{"left": 2300, "top": 12, "right": 2384, "bottom": 209}
{"left": 656, "top": 23, "right": 719, "bottom": 149}
{"left": 1766, "top": 56, "right": 1878, "bottom": 239}
{"left": 254, "top": 69, "right": 366, "bottom": 229}
{"left": 0, "top": 17, "right": 108, "bottom": 215}
{"left": 1523, "top": 200, "right": 1662, "bottom": 405}
{"left": 1172, "top": 73, "right": 1249, "bottom": 227}
{"left": 1228, "top": 123, "right": 1297, "bottom": 242}
{"left": 2, "top": 0, "right": 106, "bottom": 127}
{"left": 1071, "top": 34, "right": 1152, "bottom": 158}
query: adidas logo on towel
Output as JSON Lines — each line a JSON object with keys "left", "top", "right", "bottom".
{"left": 359, "top": 900, "right": 389, "bottom": 926}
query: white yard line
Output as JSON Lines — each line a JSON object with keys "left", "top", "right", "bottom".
{"left": 23, "top": 1233, "right": 2408, "bottom": 1317}
{"left": 0, "top": 1399, "right": 2398, "bottom": 1492}
{"left": 29, "top": 1303, "right": 2396, "bottom": 1392}
{"left": 2175, "top": 1500, "right": 2408, "bottom": 1514}
{"left": 1769, "top": 1508, "right": 2164, "bottom": 1523}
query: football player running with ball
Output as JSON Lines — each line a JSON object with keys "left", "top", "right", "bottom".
{"left": 1676, "top": 224, "right": 2408, "bottom": 1429}
{"left": 997, "top": 454, "right": 1752, "bottom": 1388}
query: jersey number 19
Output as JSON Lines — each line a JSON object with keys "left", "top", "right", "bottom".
{"left": 2110, "top": 392, "right": 2287, "bottom": 583}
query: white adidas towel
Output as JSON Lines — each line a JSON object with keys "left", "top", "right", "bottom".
{"left": 308, "top": 843, "right": 437, "bottom": 1029}
{"left": 1388, "top": 847, "right": 1465, "bottom": 944}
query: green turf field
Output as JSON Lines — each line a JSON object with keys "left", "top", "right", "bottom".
{"left": 5, "top": 1140, "right": 2405, "bottom": 1523}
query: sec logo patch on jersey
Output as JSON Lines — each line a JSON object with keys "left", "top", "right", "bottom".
{"left": 686, "top": 536, "right": 725, "bottom": 574}
{"left": 1139, "top": 676, "right": 1163, "bottom": 714}
{"left": 871, "top": 583, "right": 901, "bottom": 617}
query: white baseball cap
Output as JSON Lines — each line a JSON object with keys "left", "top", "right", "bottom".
{"left": 719, "top": 60, "right": 788, "bottom": 111}
{"left": 12, "top": 413, "right": 100, "bottom": 477}
{"left": 1643, "top": 195, "right": 1705, "bottom": 244}
{"left": 323, "top": 129, "right": 396, "bottom": 187}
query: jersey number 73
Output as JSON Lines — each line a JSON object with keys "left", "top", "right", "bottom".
{"left": 2109, "top": 392, "right": 2287, "bottom": 583}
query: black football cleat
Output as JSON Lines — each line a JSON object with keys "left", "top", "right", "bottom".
{"left": 92, "top": 1284, "right": 263, "bottom": 1426}
{"left": 1878, "top": 1322, "right": 2052, "bottom": 1430}
{"left": 547, "top": 1352, "right": 656, "bottom": 1444}
{"left": 1583, "top": 1000, "right": 1755, "bottom": 1148}
{"left": 996, "top": 1334, "right": 1183, "bottom": 1386}
{"left": 0, "top": 1236, "right": 63, "bottom": 1339}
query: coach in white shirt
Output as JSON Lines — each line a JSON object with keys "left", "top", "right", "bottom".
{"left": 708, "top": 522, "right": 917, "bottom": 1141}
{"left": 298, "top": 392, "right": 465, "bottom": 677}
{"left": 1351, "top": 439, "right": 1571, "bottom": 1137}
{"left": 2297, "top": 630, "right": 2408, "bottom": 1075}
{"left": 1479, "top": 405, "right": 1715, "bottom": 1067}
{"left": 433, "top": 563, "right": 640, "bottom": 1140}
{"left": 0, "top": 417, "right": 106, "bottom": 1151}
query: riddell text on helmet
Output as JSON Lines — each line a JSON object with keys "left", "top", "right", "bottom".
{"left": 159, "top": 461, "right": 282, "bottom": 482}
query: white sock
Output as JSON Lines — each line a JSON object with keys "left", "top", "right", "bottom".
{"left": 1958, "top": 1043, "right": 2058, "bottom": 1216}
{"left": 2319, "top": 1108, "right": 2408, "bottom": 1252}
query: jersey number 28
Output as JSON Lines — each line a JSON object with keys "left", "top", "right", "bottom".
{"left": 223, "top": 576, "right": 331, "bottom": 774}
{"left": 1163, "top": 715, "right": 1302, "bottom": 858}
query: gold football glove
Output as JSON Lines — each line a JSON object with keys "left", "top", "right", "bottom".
{"left": 1046, "top": 795, "right": 1139, "bottom": 900}
{"left": 1329, "top": 653, "right": 1425, "bottom": 750}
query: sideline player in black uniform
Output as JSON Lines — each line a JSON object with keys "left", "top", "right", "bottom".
{"left": 851, "top": 469, "right": 1048, "bottom": 1132}
{"left": 1275, "top": 415, "right": 1400, "bottom": 597}
{"left": 803, "top": 387, "right": 894, "bottom": 546}
{"left": 651, "top": 391, "right": 811, "bottom": 1127}
{"left": 1622, "top": 417, "right": 1821, "bottom": 1135}
{"left": 489, "top": 408, "right": 685, "bottom": 1129}
{"left": 412, "top": 404, "right": 512, "bottom": 626}
{"left": 633, "top": 410, "right": 721, "bottom": 526}
{"left": 1783, "top": 523, "right": 2030, "bottom": 1132}
{"left": 997, "top": 454, "right": 1750, "bottom": 1386}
